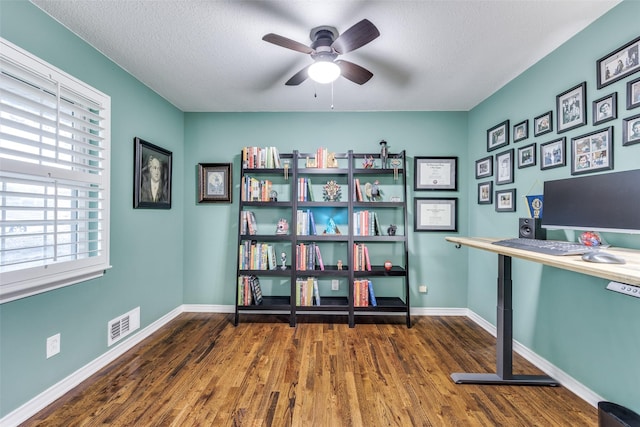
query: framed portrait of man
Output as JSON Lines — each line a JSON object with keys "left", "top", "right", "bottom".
{"left": 133, "top": 137, "right": 172, "bottom": 209}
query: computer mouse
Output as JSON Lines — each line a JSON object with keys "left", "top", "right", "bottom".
{"left": 581, "top": 251, "right": 626, "bottom": 264}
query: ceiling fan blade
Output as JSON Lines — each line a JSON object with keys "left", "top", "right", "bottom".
{"left": 332, "top": 19, "right": 380, "bottom": 54}
{"left": 262, "top": 33, "right": 314, "bottom": 54}
{"left": 335, "top": 60, "right": 373, "bottom": 85}
{"left": 285, "top": 65, "right": 311, "bottom": 86}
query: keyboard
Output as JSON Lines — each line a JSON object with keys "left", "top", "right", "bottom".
{"left": 492, "top": 238, "right": 592, "bottom": 256}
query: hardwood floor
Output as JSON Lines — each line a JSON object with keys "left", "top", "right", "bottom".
{"left": 23, "top": 313, "right": 597, "bottom": 426}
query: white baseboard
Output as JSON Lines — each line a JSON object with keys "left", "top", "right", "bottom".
{"left": 1, "top": 305, "right": 601, "bottom": 426}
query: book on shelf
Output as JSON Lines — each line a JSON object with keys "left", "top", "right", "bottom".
{"left": 242, "top": 146, "right": 281, "bottom": 169}
{"left": 241, "top": 210, "right": 258, "bottom": 235}
{"left": 354, "top": 178, "right": 363, "bottom": 202}
{"left": 242, "top": 176, "right": 273, "bottom": 202}
{"left": 313, "top": 278, "right": 321, "bottom": 305}
{"left": 296, "top": 277, "right": 317, "bottom": 306}
{"left": 354, "top": 279, "right": 370, "bottom": 307}
{"left": 314, "top": 244, "right": 324, "bottom": 271}
{"left": 353, "top": 243, "right": 372, "bottom": 271}
{"left": 368, "top": 280, "right": 377, "bottom": 307}
{"left": 249, "top": 276, "right": 263, "bottom": 305}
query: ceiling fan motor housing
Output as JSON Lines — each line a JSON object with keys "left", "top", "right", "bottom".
{"left": 310, "top": 26, "right": 339, "bottom": 61}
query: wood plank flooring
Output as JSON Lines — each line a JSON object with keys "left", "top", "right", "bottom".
{"left": 23, "top": 313, "right": 598, "bottom": 426}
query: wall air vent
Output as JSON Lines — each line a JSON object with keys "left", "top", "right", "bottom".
{"left": 107, "top": 307, "right": 140, "bottom": 346}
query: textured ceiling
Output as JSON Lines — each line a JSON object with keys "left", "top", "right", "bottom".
{"left": 31, "top": 0, "right": 620, "bottom": 112}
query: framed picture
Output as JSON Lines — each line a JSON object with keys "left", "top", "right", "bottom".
{"left": 533, "top": 111, "right": 553, "bottom": 137}
{"left": 556, "top": 81, "right": 587, "bottom": 133}
{"left": 622, "top": 113, "right": 640, "bottom": 146}
{"left": 414, "top": 198, "right": 458, "bottom": 232}
{"left": 627, "top": 77, "right": 640, "bottom": 110}
{"left": 570, "top": 127, "right": 614, "bottom": 175}
{"left": 592, "top": 93, "right": 617, "bottom": 125}
{"left": 596, "top": 35, "right": 640, "bottom": 89}
{"left": 487, "top": 120, "right": 509, "bottom": 152}
{"left": 517, "top": 143, "right": 536, "bottom": 169}
{"left": 540, "top": 137, "right": 566, "bottom": 170}
{"left": 477, "top": 181, "right": 493, "bottom": 205}
{"left": 495, "top": 149, "right": 514, "bottom": 185}
{"left": 198, "top": 163, "right": 232, "bottom": 203}
{"left": 513, "top": 120, "right": 528, "bottom": 142}
{"left": 475, "top": 155, "right": 493, "bottom": 179}
{"left": 495, "top": 188, "right": 516, "bottom": 212}
{"left": 414, "top": 156, "right": 457, "bottom": 191}
{"left": 133, "top": 137, "right": 172, "bottom": 209}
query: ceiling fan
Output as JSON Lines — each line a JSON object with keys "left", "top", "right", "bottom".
{"left": 262, "top": 19, "right": 380, "bottom": 86}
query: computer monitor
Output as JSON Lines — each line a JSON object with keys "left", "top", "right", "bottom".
{"left": 542, "top": 169, "right": 640, "bottom": 234}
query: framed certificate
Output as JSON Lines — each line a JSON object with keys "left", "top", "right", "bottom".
{"left": 414, "top": 157, "right": 457, "bottom": 191}
{"left": 414, "top": 198, "right": 458, "bottom": 232}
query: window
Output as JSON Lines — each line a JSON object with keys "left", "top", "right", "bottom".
{"left": 1, "top": 38, "right": 111, "bottom": 303}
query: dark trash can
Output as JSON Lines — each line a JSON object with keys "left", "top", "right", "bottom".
{"left": 598, "top": 401, "right": 640, "bottom": 427}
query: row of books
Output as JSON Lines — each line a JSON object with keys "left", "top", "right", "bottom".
{"left": 353, "top": 210, "right": 381, "bottom": 236}
{"left": 296, "top": 277, "right": 321, "bottom": 306}
{"left": 353, "top": 243, "right": 372, "bottom": 271}
{"left": 241, "top": 176, "right": 273, "bottom": 202}
{"left": 240, "top": 210, "right": 258, "bottom": 235}
{"left": 296, "top": 209, "right": 317, "bottom": 235}
{"left": 354, "top": 279, "right": 377, "bottom": 307}
{"left": 242, "top": 146, "right": 282, "bottom": 169}
{"left": 238, "top": 241, "right": 277, "bottom": 270}
{"left": 297, "top": 177, "right": 315, "bottom": 201}
{"left": 308, "top": 147, "right": 337, "bottom": 169}
{"left": 238, "top": 275, "right": 263, "bottom": 306}
{"left": 295, "top": 242, "right": 324, "bottom": 271}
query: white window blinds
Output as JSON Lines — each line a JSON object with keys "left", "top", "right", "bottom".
{"left": 1, "top": 38, "right": 111, "bottom": 303}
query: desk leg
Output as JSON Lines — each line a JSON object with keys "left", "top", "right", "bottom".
{"left": 451, "top": 254, "right": 558, "bottom": 386}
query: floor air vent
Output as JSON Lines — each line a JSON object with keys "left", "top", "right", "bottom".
{"left": 107, "top": 307, "right": 140, "bottom": 346}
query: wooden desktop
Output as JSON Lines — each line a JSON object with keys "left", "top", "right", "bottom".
{"left": 445, "top": 236, "right": 640, "bottom": 386}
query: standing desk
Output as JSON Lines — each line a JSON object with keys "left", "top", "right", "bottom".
{"left": 445, "top": 236, "right": 640, "bottom": 386}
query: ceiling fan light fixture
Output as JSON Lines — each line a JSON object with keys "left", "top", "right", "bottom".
{"left": 308, "top": 60, "right": 341, "bottom": 84}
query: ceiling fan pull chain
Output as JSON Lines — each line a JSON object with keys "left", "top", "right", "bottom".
{"left": 331, "top": 82, "right": 334, "bottom": 110}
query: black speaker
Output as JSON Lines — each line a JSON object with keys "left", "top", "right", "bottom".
{"left": 598, "top": 401, "right": 640, "bottom": 427}
{"left": 519, "top": 217, "right": 546, "bottom": 240}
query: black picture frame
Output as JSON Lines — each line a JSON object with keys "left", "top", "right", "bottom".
{"left": 628, "top": 76, "right": 640, "bottom": 110}
{"left": 414, "top": 197, "right": 458, "bottom": 232}
{"left": 592, "top": 93, "right": 617, "bottom": 126}
{"left": 477, "top": 181, "right": 493, "bottom": 205}
{"left": 475, "top": 155, "right": 493, "bottom": 179}
{"left": 517, "top": 143, "right": 536, "bottom": 169}
{"left": 495, "top": 188, "right": 516, "bottom": 212}
{"left": 513, "top": 120, "right": 528, "bottom": 142}
{"left": 487, "top": 120, "right": 509, "bottom": 152}
{"left": 198, "top": 163, "right": 232, "bottom": 203}
{"left": 570, "top": 127, "right": 614, "bottom": 175}
{"left": 596, "top": 35, "right": 640, "bottom": 89}
{"left": 495, "top": 149, "right": 514, "bottom": 185}
{"left": 556, "top": 81, "right": 587, "bottom": 134}
{"left": 414, "top": 156, "right": 457, "bottom": 191}
{"left": 533, "top": 111, "right": 553, "bottom": 137}
{"left": 622, "top": 113, "right": 640, "bottom": 146}
{"left": 540, "top": 137, "right": 566, "bottom": 170}
{"left": 133, "top": 137, "right": 172, "bottom": 209}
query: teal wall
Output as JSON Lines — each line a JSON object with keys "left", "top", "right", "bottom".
{"left": 0, "top": 0, "right": 185, "bottom": 417}
{"left": 467, "top": 1, "right": 640, "bottom": 412}
{"left": 1, "top": 0, "right": 639, "bottom": 420}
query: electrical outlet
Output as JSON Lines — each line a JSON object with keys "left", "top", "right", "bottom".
{"left": 332, "top": 280, "right": 339, "bottom": 291}
{"left": 46, "top": 333, "right": 60, "bottom": 358}
{"left": 419, "top": 285, "right": 428, "bottom": 293}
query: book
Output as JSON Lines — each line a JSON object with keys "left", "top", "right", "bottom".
{"left": 368, "top": 280, "right": 377, "bottom": 307}
{"left": 249, "top": 276, "right": 263, "bottom": 305}
{"left": 315, "top": 244, "right": 325, "bottom": 271}
{"left": 313, "top": 278, "right": 321, "bottom": 306}
{"left": 309, "top": 210, "right": 317, "bottom": 235}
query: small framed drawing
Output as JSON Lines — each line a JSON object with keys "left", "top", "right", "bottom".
{"left": 627, "top": 77, "right": 640, "bottom": 110}
{"left": 513, "top": 120, "right": 528, "bottom": 142}
{"left": 414, "top": 198, "right": 458, "bottom": 232}
{"left": 495, "top": 188, "right": 516, "bottom": 212}
{"left": 495, "top": 149, "right": 514, "bottom": 185}
{"left": 475, "top": 156, "right": 493, "bottom": 179}
{"left": 414, "top": 156, "right": 457, "bottom": 191}
{"left": 517, "top": 143, "right": 536, "bottom": 169}
{"left": 133, "top": 137, "right": 172, "bottom": 209}
{"left": 198, "top": 163, "right": 232, "bottom": 203}
{"left": 533, "top": 111, "right": 553, "bottom": 137}
{"left": 596, "top": 35, "right": 640, "bottom": 89}
{"left": 570, "top": 127, "right": 613, "bottom": 175}
{"left": 556, "top": 81, "right": 587, "bottom": 133}
{"left": 622, "top": 113, "right": 640, "bottom": 146}
{"left": 540, "top": 137, "right": 566, "bottom": 170}
{"left": 487, "top": 120, "right": 509, "bottom": 152}
{"left": 477, "top": 181, "right": 493, "bottom": 205}
{"left": 592, "top": 93, "right": 617, "bottom": 126}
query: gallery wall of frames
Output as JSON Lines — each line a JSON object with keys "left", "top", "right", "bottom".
{"left": 475, "top": 35, "right": 640, "bottom": 212}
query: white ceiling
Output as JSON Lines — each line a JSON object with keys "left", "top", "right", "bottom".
{"left": 31, "top": 0, "right": 620, "bottom": 112}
